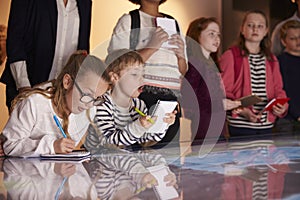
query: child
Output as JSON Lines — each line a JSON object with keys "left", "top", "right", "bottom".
{"left": 275, "top": 20, "right": 300, "bottom": 132}
{"left": 2, "top": 50, "right": 109, "bottom": 157}
{"left": 219, "top": 10, "right": 288, "bottom": 137}
{"left": 271, "top": 0, "right": 300, "bottom": 56}
{"left": 84, "top": 49, "right": 176, "bottom": 149}
{"left": 181, "top": 17, "right": 240, "bottom": 142}
{"left": 107, "top": 0, "right": 188, "bottom": 145}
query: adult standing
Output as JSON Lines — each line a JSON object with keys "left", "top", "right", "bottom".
{"left": 0, "top": 0, "right": 92, "bottom": 110}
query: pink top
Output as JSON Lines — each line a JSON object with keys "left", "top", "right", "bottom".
{"left": 219, "top": 48, "right": 288, "bottom": 123}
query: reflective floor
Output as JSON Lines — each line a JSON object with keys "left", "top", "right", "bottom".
{"left": 1, "top": 133, "right": 300, "bottom": 200}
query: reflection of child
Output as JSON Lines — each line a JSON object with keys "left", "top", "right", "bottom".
{"left": 85, "top": 148, "right": 177, "bottom": 200}
{"left": 85, "top": 49, "right": 176, "bottom": 149}
{"left": 220, "top": 10, "right": 288, "bottom": 137}
{"left": 275, "top": 20, "right": 300, "bottom": 132}
{"left": 3, "top": 159, "right": 97, "bottom": 200}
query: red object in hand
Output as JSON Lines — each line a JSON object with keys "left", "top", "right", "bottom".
{"left": 262, "top": 98, "right": 290, "bottom": 112}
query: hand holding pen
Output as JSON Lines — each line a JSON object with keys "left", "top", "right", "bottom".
{"left": 53, "top": 115, "right": 75, "bottom": 154}
{"left": 134, "top": 107, "right": 157, "bottom": 128}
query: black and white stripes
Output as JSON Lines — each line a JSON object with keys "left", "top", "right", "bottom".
{"left": 85, "top": 91, "right": 168, "bottom": 149}
{"left": 228, "top": 54, "right": 273, "bottom": 129}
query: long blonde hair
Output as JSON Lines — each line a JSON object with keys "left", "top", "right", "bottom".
{"left": 11, "top": 50, "right": 108, "bottom": 135}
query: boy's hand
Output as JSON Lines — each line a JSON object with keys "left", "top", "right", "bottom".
{"left": 140, "top": 116, "right": 157, "bottom": 128}
{"left": 163, "top": 110, "right": 177, "bottom": 125}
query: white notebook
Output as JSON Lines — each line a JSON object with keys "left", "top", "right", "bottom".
{"left": 156, "top": 17, "right": 178, "bottom": 48}
{"left": 147, "top": 164, "right": 179, "bottom": 200}
{"left": 149, "top": 100, "right": 178, "bottom": 133}
{"left": 40, "top": 151, "right": 91, "bottom": 162}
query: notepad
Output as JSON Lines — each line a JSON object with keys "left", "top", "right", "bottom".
{"left": 156, "top": 17, "right": 178, "bottom": 48}
{"left": 262, "top": 97, "right": 290, "bottom": 112}
{"left": 238, "top": 94, "right": 262, "bottom": 107}
{"left": 40, "top": 151, "right": 91, "bottom": 162}
{"left": 148, "top": 100, "right": 178, "bottom": 133}
{"left": 147, "top": 164, "right": 179, "bottom": 200}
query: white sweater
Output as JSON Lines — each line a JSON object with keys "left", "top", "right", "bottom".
{"left": 107, "top": 10, "right": 187, "bottom": 90}
{"left": 2, "top": 93, "right": 95, "bottom": 157}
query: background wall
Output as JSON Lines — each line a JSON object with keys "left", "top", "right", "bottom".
{"left": 0, "top": 0, "right": 10, "bottom": 132}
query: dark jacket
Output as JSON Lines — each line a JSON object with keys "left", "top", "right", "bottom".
{"left": 0, "top": 0, "right": 92, "bottom": 88}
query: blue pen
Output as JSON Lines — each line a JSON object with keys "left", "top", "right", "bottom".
{"left": 53, "top": 115, "right": 67, "bottom": 138}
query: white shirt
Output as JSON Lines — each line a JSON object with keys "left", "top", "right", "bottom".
{"left": 108, "top": 10, "right": 187, "bottom": 90}
{"left": 2, "top": 93, "right": 95, "bottom": 157}
{"left": 10, "top": 0, "right": 79, "bottom": 89}
{"left": 48, "top": 0, "right": 79, "bottom": 80}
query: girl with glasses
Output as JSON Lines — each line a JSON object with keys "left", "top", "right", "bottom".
{"left": 2, "top": 50, "right": 109, "bottom": 157}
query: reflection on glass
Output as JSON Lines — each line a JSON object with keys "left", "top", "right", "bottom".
{"left": 85, "top": 147, "right": 179, "bottom": 200}
{"left": 2, "top": 159, "right": 97, "bottom": 200}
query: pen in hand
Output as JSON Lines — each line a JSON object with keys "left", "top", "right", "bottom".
{"left": 53, "top": 115, "right": 67, "bottom": 138}
{"left": 134, "top": 107, "right": 155, "bottom": 124}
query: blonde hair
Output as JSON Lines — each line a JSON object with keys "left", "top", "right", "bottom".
{"left": 280, "top": 20, "right": 300, "bottom": 40}
{"left": 11, "top": 50, "right": 108, "bottom": 136}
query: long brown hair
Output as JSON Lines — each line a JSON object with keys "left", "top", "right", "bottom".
{"left": 237, "top": 10, "right": 273, "bottom": 60}
{"left": 11, "top": 50, "right": 108, "bottom": 135}
{"left": 186, "top": 17, "right": 221, "bottom": 69}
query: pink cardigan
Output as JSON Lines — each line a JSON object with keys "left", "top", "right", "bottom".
{"left": 219, "top": 48, "right": 288, "bottom": 123}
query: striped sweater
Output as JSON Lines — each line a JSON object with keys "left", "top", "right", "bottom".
{"left": 86, "top": 150, "right": 168, "bottom": 200}
{"left": 85, "top": 91, "right": 169, "bottom": 149}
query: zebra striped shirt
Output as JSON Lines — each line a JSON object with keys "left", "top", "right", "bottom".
{"left": 228, "top": 54, "right": 273, "bottom": 129}
{"left": 87, "top": 150, "right": 168, "bottom": 200}
{"left": 85, "top": 91, "right": 168, "bottom": 148}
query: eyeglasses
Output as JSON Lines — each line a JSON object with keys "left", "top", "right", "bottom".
{"left": 73, "top": 81, "right": 105, "bottom": 106}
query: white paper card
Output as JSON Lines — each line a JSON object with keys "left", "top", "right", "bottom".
{"left": 149, "top": 100, "right": 177, "bottom": 133}
{"left": 156, "top": 17, "right": 178, "bottom": 48}
{"left": 147, "top": 164, "right": 179, "bottom": 200}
